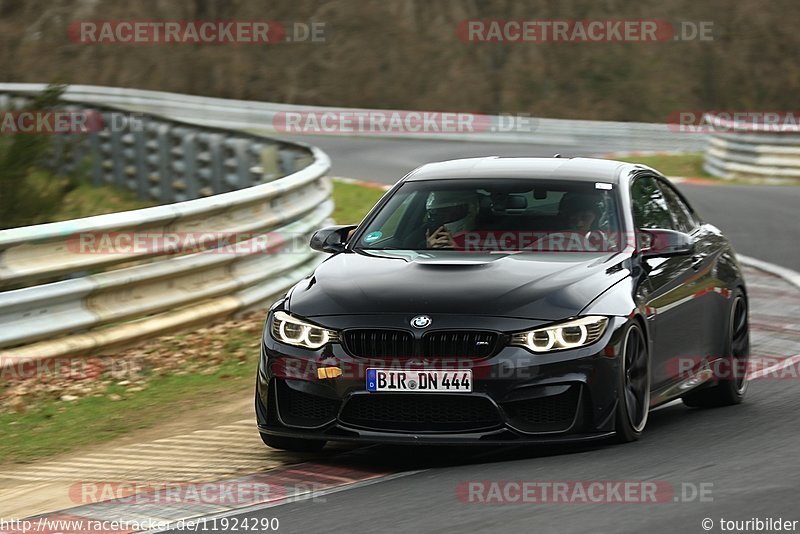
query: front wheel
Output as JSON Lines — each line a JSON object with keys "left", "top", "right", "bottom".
{"left": 614, "top": 322, "right": 650, "bottom": 442}
{"left": 682, "top": 291, "right": 749, "bottom": 408}
{"left": 260, "top": 432, "right": 326, "bottom": 452}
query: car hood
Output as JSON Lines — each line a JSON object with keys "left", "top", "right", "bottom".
{"left": 287, "top": 249, "right": 630, "bottom": 321}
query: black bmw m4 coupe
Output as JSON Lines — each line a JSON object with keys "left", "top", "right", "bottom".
{"left": 256, "top": 157, "right": 750, "bottom": 450}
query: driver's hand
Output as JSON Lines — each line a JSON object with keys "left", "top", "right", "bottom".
{"left": 426, "top": 225, "right": 456, "bottom": 248}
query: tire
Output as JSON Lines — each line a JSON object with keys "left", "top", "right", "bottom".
{"left": 259, "top": 432, "right": 326, "bottom": 452}
{"left": 614, "top": 322, "right": 650, "bottom": 443}
{"left": 682, "top": 290, "right": 749, "bottom": 408}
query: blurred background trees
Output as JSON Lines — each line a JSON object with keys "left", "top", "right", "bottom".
{"left": 0, "top": 0, "right": 796, "bottom": 121}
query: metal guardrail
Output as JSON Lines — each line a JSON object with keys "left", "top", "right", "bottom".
{"left": 703, "top": 114, "right": 800, "bottom": 180}
{"left": 0, "top": 94, "right": 313, "bottom": 203}
{"left": 0, "top": 91, "right": 333, "bottom": 366}
{"left": 0, "top": 83, "right": 705, "bottom": 152}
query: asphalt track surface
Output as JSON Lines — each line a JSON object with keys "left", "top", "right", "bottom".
{"left": 282, "top": 134, "right": 800, "bottom": 271}
{"left": 231, "top": 382, "right": 800, "bottom": 534}
{"left": 156, "top": 135, "right": 799, "bottom": 534}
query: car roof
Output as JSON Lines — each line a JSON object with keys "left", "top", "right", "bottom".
{"left": 403, "top": 156, "right": 640, "bottom": 184}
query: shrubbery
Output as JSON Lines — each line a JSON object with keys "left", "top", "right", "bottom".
{"left": 0, "top": 84, "right": 81, "bottom": 230}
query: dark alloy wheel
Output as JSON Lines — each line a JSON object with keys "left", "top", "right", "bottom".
{"left": 683, "top": 291, "right": 750, "bottom": 408}
{"left": 615, "top": 322, "right": 650, "bottom": 442}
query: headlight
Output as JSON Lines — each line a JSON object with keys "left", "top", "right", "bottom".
{"left": 270, "top": 311, "right": 338, "bottom": 349}
{"left": 510, "top": 316, "right": 608, "bottom": 353}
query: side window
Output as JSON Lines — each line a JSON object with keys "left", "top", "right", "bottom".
{"left": 656, "top": 180, "right": 699, "bottom": 233}
{"left": 630, "top": 176, "right": 675, "bottom": 230}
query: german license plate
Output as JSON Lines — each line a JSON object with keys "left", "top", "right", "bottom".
{"left": 366, "top": 369, "right": 472, "bottom": 393}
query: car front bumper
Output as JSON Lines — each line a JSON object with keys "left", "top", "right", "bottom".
{"left": 256, "top": 314, "right": 631, "bottom": 445}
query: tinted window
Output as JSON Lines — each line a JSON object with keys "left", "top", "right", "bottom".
{"left": 630, "top": 176, "right": 675, "bottom": 230}
{"left": 657, "top": 181, "right": 698, "bottom": 233}
{"left": 356, "top": 178, "right": 622, "bottom": 253}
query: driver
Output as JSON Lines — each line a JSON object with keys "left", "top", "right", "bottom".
{"left": 424, "top": 190, "right": 479, "bottom": 249}
{"left": 558, "top": 193, "right": 603, "bottom": 234}
{"left": 537, "top": 192, "right": 610, "bottom": 253}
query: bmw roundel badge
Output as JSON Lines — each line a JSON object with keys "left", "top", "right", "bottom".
{"left": 411, "top": 315, "right": 432, "bottom": 329}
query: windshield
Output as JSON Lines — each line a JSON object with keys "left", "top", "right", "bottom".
{"left": 355, "top": 178, "right": 622, "bottom": 254}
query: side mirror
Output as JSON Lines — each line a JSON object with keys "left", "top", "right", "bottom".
{"left": 309, "top": 225, "right": 357, "bottom": 253}
{"left": 638, "top": 228, "right": 695, "bottom": 258}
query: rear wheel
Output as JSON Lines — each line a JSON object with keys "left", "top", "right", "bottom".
{"left": 615, "top": 322, "right": 650, "bottom": 442}
{"left": 260, "top": 432, "right": 326, "bottom": 452}
{"left": 682, "top": 291, "right": 749, "bottom": 408}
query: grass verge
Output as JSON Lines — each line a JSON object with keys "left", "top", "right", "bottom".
{"left": 332, "top": 180, "right": 386, "bottom": 224}
{"left": 52, "top": 179, "right": 155, "bottom": 222}
{"left": 3, "top": 171, "right": 155, "bottom": 229}
{"left": 617, "top": 153, "right": 711, "bottom": 178}
{"left": 0, "top": 317, "right": 262, "bottom": 465}
{"left": 0, "top": 357, "right": 255, "bottom": 464}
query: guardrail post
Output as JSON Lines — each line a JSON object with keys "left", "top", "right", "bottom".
{"left": 235, "top": 138, "right": 253, "bottom": 189}
{"left": 259, "top": 145, "right": 281, "bottom": 182}
{"left": 133, "top": 127, "right": 148, "bottom": 199}
{"left": 156, "top": 123, "right": 174, "bottom": 202}
{"left": 109, "top": 113, "right": 126, "bottom": 188}
{"left": 182, "top": 132, "right": 199, "bottom": 199}
{"left": 208, "top": 133, "right": 224, "bottom": 193}
{"left": 222, "top": 138, "right": 253, "bottom": 190}
{"left": 279, "top": 149, "right": 294, "bottom": 174}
